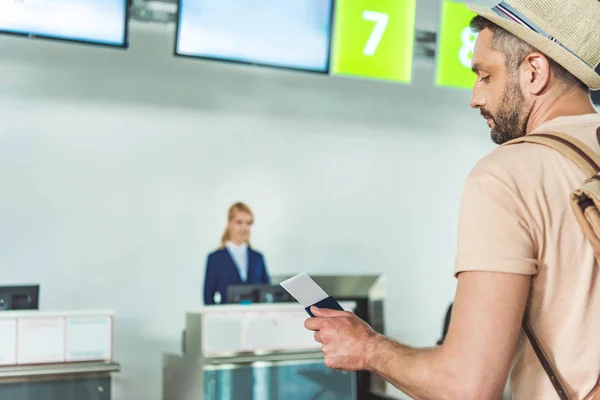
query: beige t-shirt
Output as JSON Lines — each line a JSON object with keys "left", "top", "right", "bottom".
{"left": 455, "top": 113, "right": 600, "bottom": 400}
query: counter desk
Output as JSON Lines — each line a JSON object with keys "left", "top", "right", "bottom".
{"left": 163, "top": 302, "right": 358, "bottom": 400}
{"left": 0, "top": 310, "right": 120, "bottom": 400}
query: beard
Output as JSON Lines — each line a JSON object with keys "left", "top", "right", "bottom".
{"left": 482, "top": 76, "right": 533, "bottom": 145}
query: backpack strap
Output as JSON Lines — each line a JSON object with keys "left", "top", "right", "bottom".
{"left": 522, "top": 320, "right": 570, "bottom": 400}
{"left": 502, "top": 132, "right": 600, "bottom": 400}
{"left": 504, "top": 132, "right": 600, "bottom": 177}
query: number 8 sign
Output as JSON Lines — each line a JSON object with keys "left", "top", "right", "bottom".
{"left": 459, "top": 27, "right": 478, "bottom": 69}
{"left": 436, "top": 1, "right": 478, "bottom": 89}
{"left": 331, "top": 0, "right": 417, "bottom": 83}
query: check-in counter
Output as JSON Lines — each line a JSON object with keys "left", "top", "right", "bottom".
{"left": 0, "top": 310, "right": 120, "bottom": 400}
{"left": 163, "top": 302, "right": 358, "bottom": 400}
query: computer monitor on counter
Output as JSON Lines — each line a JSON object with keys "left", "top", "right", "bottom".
{"left": 0, "top": 285, "right": 39, "bottom": 311}
{"left": 226, "top": 284, "right": 294, "bottom": 304}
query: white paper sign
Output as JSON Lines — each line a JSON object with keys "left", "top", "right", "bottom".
{"left": 0, "top": 319, "right": 17, "bottom": 365}
{"left": 65, "top": 316, "right": 112, "bottom": 362}
{"left": 17, "top": 317, "right": 65, "bottom": 364}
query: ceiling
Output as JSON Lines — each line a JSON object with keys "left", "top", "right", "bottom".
{"left": 125, "top": 0, "right": 600, "bottom": 104}
{"left": 130, "top": 0, "right": 499, "bottom": 32}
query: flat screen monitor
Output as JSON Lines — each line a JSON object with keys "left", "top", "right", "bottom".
{"left": 259, "top": 285, "right": 295, "bottom": 304}
{"left": 0, "top": 285, "right": 39, "bottom": 311}
{"left": 226, "top": 284, "right": 294, "bottom": 304}
{"left": 175, "top": 0, "right": 334, "bottom": 73}
{"left": 0, "top": 0, "right": 129, "bottom": 48}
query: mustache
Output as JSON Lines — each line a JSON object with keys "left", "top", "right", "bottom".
{"left": 481, "top": 109, "right": 493, "bottom": 119}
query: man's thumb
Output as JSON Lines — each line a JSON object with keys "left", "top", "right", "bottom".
{"left": 311, "top": 306, "right": 330, "bottom": 317}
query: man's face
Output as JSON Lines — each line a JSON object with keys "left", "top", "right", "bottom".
{"left": 470, "top": 29, "right": 533, "bottom": 145}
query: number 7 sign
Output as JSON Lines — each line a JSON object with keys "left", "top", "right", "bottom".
{"left": 331, "top": 0, "right": 417, "bottom": 83}
{"left": 362, "top": 11, "right": 389, "bottom": 56}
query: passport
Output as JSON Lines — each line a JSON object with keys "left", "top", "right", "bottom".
{"left": 279, "top": 273, "right": 344, "bottom": 317}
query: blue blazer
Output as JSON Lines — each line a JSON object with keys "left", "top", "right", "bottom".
{"left": 203, "top": 247, "right": 271, "bottom": 305}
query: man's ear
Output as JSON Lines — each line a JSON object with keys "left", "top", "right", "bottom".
{"left": 522, "top": 53, "right": 551, "bottom": 95}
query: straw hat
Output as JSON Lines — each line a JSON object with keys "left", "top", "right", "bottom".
{"left": 467, "top": 0, "right": 600, "bottom": 90}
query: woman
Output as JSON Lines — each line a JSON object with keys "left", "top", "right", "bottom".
{"left": 203, "top": 202, "right": 271, "bottom": 305}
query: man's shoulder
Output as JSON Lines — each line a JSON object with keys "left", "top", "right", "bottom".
{"left": 469, "top": 115, "right": 600, "bottom": 183}
{"left": 467, "top": 139, "right": 554, "bottom": 183}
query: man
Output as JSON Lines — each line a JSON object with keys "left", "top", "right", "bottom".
{"left": 304, "top": 0, "right": 600, "bottom": 399}
{"left": 436, "top": 303, "right": 453, "bottom": 346}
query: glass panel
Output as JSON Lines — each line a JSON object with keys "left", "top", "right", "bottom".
{"left": 0, "top": 377, "right": 110, "bottom": 400}
{"left": 205, "top": 360, "right": 355, "bottom": 400}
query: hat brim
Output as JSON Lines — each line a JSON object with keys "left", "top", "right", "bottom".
{"left": 467, "top": 4, "right": 600, "bottom": 90}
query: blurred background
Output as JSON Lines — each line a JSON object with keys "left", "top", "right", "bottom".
{"left": 0, "top": 0, "right": 598, "bottom": 399}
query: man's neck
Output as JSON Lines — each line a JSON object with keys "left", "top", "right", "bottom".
{"left": 526, "top": 88, "right": 597, "bottom": 134}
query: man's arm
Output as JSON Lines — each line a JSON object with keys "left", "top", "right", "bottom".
{"left": 306, "top": 270, "right": 530, "bottom": 400}
{"left": 305, "top": 154, "right": 537, "bottom": 398}
{"left": 368, "top": 271, "right": 529, "bottom": 399}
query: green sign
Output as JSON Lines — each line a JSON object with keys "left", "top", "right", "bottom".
{"left": 331, "top": 0, "right": 417, "bottom": 83}
{"left": 436, "top": 1, "right": 478, "bottom": 89}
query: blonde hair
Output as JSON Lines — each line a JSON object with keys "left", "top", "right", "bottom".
{"left": 220, "top": 202, "right": 254, "bottom": 248}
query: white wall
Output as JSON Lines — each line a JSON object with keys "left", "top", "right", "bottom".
{"left": 0, "top": 20, "right": 495, "bottom": 400}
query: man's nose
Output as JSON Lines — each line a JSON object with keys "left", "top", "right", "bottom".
{"left": 470, "top": 91, "right": 485, "bottom": 109}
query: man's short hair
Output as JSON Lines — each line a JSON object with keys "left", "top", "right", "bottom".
{"left": 470, "top": 16, "right": 589, "bottom": 92}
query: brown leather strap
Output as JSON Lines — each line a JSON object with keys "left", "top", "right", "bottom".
{"left": 505, "top": 131, "right": 600, "bottom": 399}
{"left": 504, "top": 133, "right": 600, "bottom": 177}
{"left": 583, "top": 375, "right": 600, "bottom": 400}
{"left": 532, "top": 133, "right": 600, "bottom": 174}
{"left": 523, "top": 320, "right": 570, "bottom": 399}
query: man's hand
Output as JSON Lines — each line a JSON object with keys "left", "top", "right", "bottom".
{"left": 303, "top": 271, "right": 529, "bottom": 400}
{"left": 303, "top": 306, "right": 382, "bottom": 371}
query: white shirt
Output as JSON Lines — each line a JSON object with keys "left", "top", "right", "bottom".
{"left": 225, "top": 241, "right": 249, "bottom": 282}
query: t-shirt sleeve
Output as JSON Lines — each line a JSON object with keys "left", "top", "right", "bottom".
{"left": 454, "top": 161, "right": 538, "bottom": 277}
